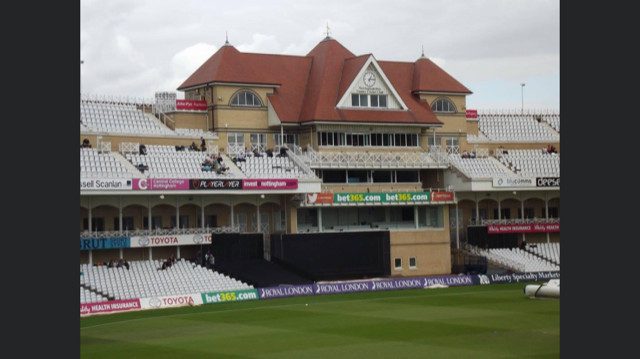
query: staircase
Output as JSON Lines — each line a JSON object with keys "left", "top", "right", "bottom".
{"left": 111, "top": 151, "right": 146, "bottom": 178}
{"left": 81, "top": 283, "right": 114, "bottom": 301}
{"left": 219, "top": 153, "right": 246, "bottom": 178}
{"left": 523, "top": 247, "right": 559, "bottom": 267}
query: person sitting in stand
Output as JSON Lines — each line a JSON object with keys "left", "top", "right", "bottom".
{"left": 253, "top": 148, "right": 262, "bottom": 158}
{"left": 139, "top": 144, "right": 147, "bottom": 155}
{"left": 124, "top": 260, "right": 130, "bottom": 270}
{"left": 470, "top": 150, "right": 477, "bottom": 158}
{"left": 279, "top": 146, "right": 288, "bottom": 157}
{"left": 461, "top": 150, "right": 469, "bottom": 159}
{"left": 81, "top": 138, "right": 91, "bottom": 148}
{"left": 202, "top": 156, "right": 214, "bottom": 172}
{"left": 200, "top": 137, "right": 206, "bottom": 151}
{"left": 265, "top": 149, "right": 273, "bottom": 157}
{"left": 236, "top": 150, "right": 246, "bottom": 162}
{"left": 245, "top": 147, "right": 253, "bottom": 158}
{"left": 190, "top": 142, "right": 198, "bottom": 151}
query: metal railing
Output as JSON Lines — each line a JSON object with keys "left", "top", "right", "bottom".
{"left": 469, "top": 217, "right": 560, "bottom": 226}
{"left": 300, "top": 145, "right": 446, "bottom": 169}
{"left": 80, "top": 226, "right": 240, "bottom": 239}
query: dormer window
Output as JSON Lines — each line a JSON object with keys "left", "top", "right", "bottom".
{"left": 230, "top": 90, "right": 262, "bottom": 107}
{"left": 431, "top": 98, "right": 456, "bottom": 113}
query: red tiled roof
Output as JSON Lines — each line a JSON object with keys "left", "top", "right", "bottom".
{"left": 413, "top": 57, "right": 472, "bottom": 94}
{"left": 178, "top": 38, "right": 470, "bottom": 125}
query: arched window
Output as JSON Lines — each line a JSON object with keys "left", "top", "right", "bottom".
{"left": 431, "top": 98, "right": 456, "bottom": 113}
{"left": 230, "top": 90, "right": 262, "bottom": 107}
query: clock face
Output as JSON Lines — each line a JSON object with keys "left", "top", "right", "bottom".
{"left": 363, "top": 71, "right": 376, "bottom": 87}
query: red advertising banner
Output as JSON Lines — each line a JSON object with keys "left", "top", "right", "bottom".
{"left": 307, "top": 192, "right": 334, "bottom": 204}
{"left": 176, "top": 99, "right": 208, "bottom": 111}
{"left": 465, "top": 109, "right": 478, "bottom": 119}
{"left": 487, "top": 223, "right": 560, "bottom": 234}
{"left": 431, "top": 191, "right": 455, "bottom": 202}
{"left": 80, "top": 299, "right": 141, "bottom": 316}
{"left": 242, "top": 179, "right": 298, "bottom": 190}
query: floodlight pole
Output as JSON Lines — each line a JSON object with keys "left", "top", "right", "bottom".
{"left": 520, "top": 83, "right": 525, "bottom": 114}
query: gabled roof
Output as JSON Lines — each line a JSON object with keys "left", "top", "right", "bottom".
{"left": 412, "top": 57, "right": 472, "bottom": 94}
{"left": 178, "top": 38, "right": 471, "bottom": 126}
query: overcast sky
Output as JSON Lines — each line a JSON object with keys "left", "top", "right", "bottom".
{"left": 80, "top": 0, "right": 559, "bottom": 110}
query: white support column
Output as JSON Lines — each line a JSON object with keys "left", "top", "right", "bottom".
{"left": 201, "top": 197, "right": 205, "bottom": 230}
{"left": 119, "top": 248, "right": 123, "bottom": 259}
{"left": 118, "top": 196, "right": 123, "bottom": 234}
{"left": 177, "top": 246, "right": 181, "bottom": 259}
{"left": 414, "top": 206, "right": 419, "bottom": 229}
{"left": 88, "top": 250, "right": 93, "bottom": 266}
{"left": 149, "top": 247, "right": 153, "bottom": 261}
{"left": 455, "top": 203, "right": 460, "bottom": 249}
{"left": 317, "top": 207, "right": 323, "bottom": 232}
{"left": 176, "top": 197, "right": 180, "bottom": 229}
{"left": 88, "top": 197, "right": 93, "bottom": 232}
{"left": 256, "top": 199, "right": 261, "bottom": 233}
{"left": 497, "top": 194, "right": 501, "bottom": 220}
{"left": 545, "top": 196, "right": 550, "bottom": 244}
{"left": 475, "top": 193, "right": 479, "bottom": 223}
{"left": 284, "top": 195, "right": 288, "bottom": 234}
{"left": 148, "top": 198, "right": 152, "bottom": 230}
{"left": 230, "top": 199, "right": 235, "bottom": 227}
{"left": 521, "top": 196, "right": 526, "bottom": 243}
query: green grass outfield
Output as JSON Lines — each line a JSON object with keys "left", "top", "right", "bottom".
{"left": 81, "top": 283, "right": 559, "bottom": 358}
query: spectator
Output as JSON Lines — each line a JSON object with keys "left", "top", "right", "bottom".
{"left": 200, "top": 137, "right": 206, "bottom": 151}
{"left": 266, "top": 149, "right": 273, "bottom": 157}
{"left": 279, "top": 147, "right": 288, "bottom": 157}
{"left": 190, "top": 142, "right": 198, "bottom": 151}
{"left": 236, "top": 151, "right": 246, "bottom": 162}
{"left": 124, "top": 260, "right": 130, "bottom": 270}
{"left": 139, "top": 144, "right": 147, "bottom": 155}
{"left": 461, "top": 150, "right": 469, "bottom": 159}
{"left": 253, "top": 148, "right": 262, "bottom": 158}
{"left": 81, "top": 138, "right": 91, "bottom": 148}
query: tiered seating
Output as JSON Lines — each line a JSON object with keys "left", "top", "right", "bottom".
{"left": 124, "top": 145, "right": 235, "bottom": 178}
{"left": 527, "top": 243, "right": 560, "bottom": 264}
{"left": 449, "top": 154, "right": 514, "bottom": 178}
{"left": 80, "top": 287, "right": 109, "bottom": 304}
{"left": 472, "top": 246, "right": 559, "bottom": 272}
{"left": 174, "top": 128, "right": 215, "bottom": 138}
{"left": 81, "top": 148, "right": 134, "bottom": 178}
{"left": 81, "top": 100, "right": 175, "bottom": 136}
{"left": 541, "top": 114, "right": 560, "bottom": 132}
{"left": 477, "top": 114, "right": 559, "bottom": 142}
{"left": 80, "top": 260, "right": 253, "bottom": 300}
{"left": 498, "top": 149, "right": 560, "bottom": 177}
{"left": 237, "top": 156, "right": 304, "bottom": 178}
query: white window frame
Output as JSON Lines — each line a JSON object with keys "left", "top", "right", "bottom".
{"left": 409, "top": 257, "right": 417, "bottom": 269}
{"left": 394, "top": 257, "right": 402, "bottom": 270}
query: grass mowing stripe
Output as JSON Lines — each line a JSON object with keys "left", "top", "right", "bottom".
{"left": 80, "top": 288, "right": 516, "bottom": 329}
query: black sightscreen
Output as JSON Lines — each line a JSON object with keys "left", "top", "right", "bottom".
{"left": 271, "top": 231, "right": 391, "bottom": 280}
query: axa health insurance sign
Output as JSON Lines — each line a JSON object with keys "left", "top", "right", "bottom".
{"left": 487, "top": 222, "right": 560, "bottom": 234}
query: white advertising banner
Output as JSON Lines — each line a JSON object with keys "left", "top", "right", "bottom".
{"left": 139, "top": 293, "right": 203, "bottom": 310}
{"left": 492, "top": 177, "right": 536, "bottom": 188}
{"left": 130, "top": 233, "right": 212, "bottom": 248}
{"left": 81, "top": 178, "right": 132, "bottom": 191}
